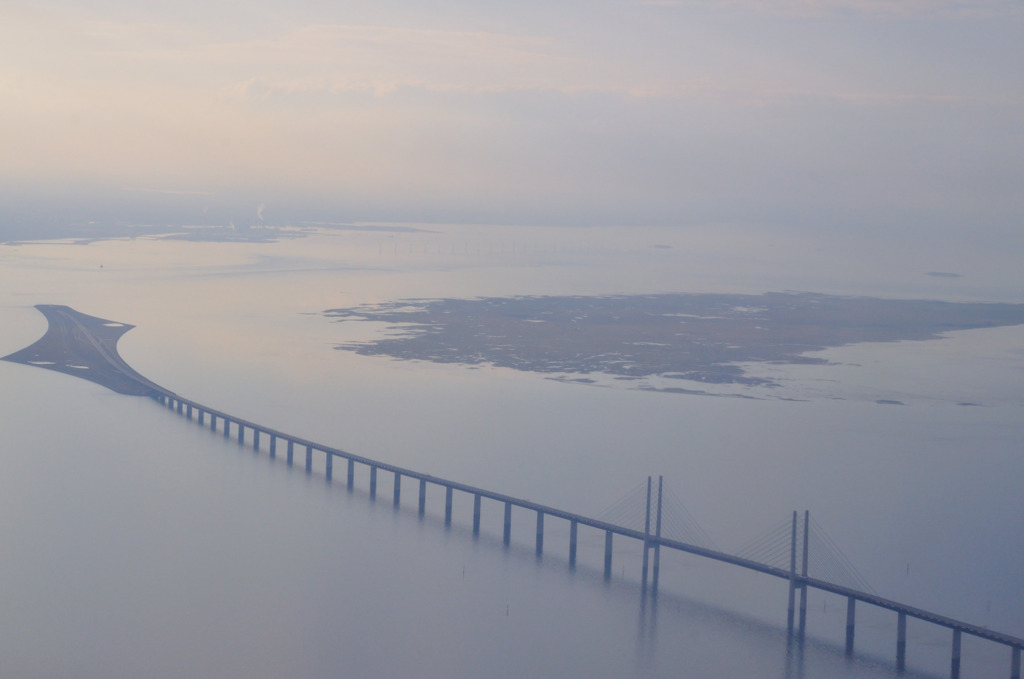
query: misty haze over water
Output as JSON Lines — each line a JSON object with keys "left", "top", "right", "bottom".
{"left": 1, "top": 222, "right": 1023, "bottom": 679}
{"left": 3, "top": 0, "right": 1024, "bottom": 676}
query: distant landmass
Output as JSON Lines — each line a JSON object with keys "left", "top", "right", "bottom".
{"left": 0, "top": 220, "right": 427, "bottom": 245}
{"left": 324, "top": 292, "right": 1024, "bottom": 392}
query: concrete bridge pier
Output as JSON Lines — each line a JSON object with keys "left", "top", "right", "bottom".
{"left": 198, "top": 410, "right": 205, "bottom": 426}
{"left": 535, "top": 511, "right": 544, "bottom": 557}
{"left": 641, "top": 477, "right": 652, "bottom": 593}
{"left": 286, "top": 440, "right": 294, "bottom": 466}
{"left": 951, "top": 629, "right": 962, "bottom": 679}
{"left": 253, "top": 430, "right": 260, "bottom": 451}
{"left": 845, "top": 597, "right": 856, "bottom": 655}
{"left": 305, "top": 445, "right": 313, "bottom": 474}
{"left": 210, "top": 414, "right": 216, "bottom": 431}
{"left": 369, "top": 466, "right": 377, "bottom": 499}
{"left": 176, "top": 400, "right": 183, "bottom": 415}
{"left": 652, "top": 476, "right": 663, "bottom": 596}
{"left": 896, "top": 612, "right": 907, "bottom": 671}
{"left": 223, "top": 420, "right": 231, "bottom": 439}
{"left": 418, "top": 480, "right": 427, "bottom": 516}
{"left": 472, "top": 494, "right": 481, "bottom": 535}
{"left": 799, "top": 510, "right": 810, "bottom": 636}
{"left": 237, "top": 424, "right": 244, "bottom": 444}
{"left": 393, "top": 473, "right": 401, "bottom": 507}
{"left": 787, "top": 511, "right": 798, "bottom": 634}
{"left": 1011, "top": 647, "right": 1021, "bottom": 679}
{"left": 269, "top": 435, "right": 276, "bottom": 460}
{"left": 325, "top": 453, "right": 333, "bottom": 481}
{"left": 347, "top": 460, "right": 354, "bottom": 490}
{"left": 503, "top": 502, "right": 512, "bottom": 546}
{"left": 569, "top": 520, "right": 578, "bottom": 568}
{"left": 186, "top": 404, "right": 193, "bottom": 420}
{"left": 444, "top": 487, "right": 453, "bottom": 526}
{"left": 603, "top": 531, "right": 613, "bottom": 580}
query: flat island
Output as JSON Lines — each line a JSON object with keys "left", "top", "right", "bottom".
{"left": 325, "top": 292, "right": 1024, "bottom": 394}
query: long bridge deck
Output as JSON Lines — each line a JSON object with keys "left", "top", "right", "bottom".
{"left": 5, "top": 304, "right": 1022, "bottom": 678}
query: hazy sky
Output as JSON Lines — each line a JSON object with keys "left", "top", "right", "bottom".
{"left": 2, "top": 0, "right": 1022, "bottom": 228}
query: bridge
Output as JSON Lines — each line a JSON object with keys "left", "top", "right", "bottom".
{"left": 5, "top": 304, "right": 1022, "bottom": 679}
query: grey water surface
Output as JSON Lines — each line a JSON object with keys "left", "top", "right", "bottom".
{"left": 1, "top": 224, "right": 1022, "bottom": 678}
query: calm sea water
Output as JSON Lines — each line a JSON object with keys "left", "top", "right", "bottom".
{"left": 1, "top": 224, "right": 1021, "bottom": 678}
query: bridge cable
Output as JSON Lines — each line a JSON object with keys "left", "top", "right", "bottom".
{"left": 658, "top": 482, "right": 717, "bottom": 550}
{"left": 807, "top": 517, "right": 875, "bottom": 594}
{"left": 735, "top": 518, "right": 798, "bottom": 571}
{"left": 596, "top": 479, "right": 651, "bottom": 532}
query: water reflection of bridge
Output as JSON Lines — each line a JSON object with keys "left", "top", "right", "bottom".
{"left": 5, "top": 304, "right": 1022, "bottom": 679}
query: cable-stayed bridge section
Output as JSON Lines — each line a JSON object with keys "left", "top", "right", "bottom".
{"left": 4, "top": 304, "right": 1021, "bottom": 679}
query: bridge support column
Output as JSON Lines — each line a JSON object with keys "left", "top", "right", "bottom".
{"left": 473, "top": 494, "right": 481, "bottom": 536}
{"left": 642, "top": 477, "right": 652, "bottom": 593}
{"left": 393, "top": 473, "right": 401, "bottom": 507}
{"left": 176, "top": 400, "right": 183, "bottom": 414}
{"left": 535, "top": 511, "right": 544, "bottom": 557}
{"left": 845, "top": 597, "right": 856, "bottom": 655}
{"left": 210, "top": 414, "right": 217, "bottom": 431}
{"left": 369, "top": 466, "right": 377, "bottom": 499}
{"left": 503, "top": 502, "right": 512, "bottom": 546}
{"left": 652, "top": 476, "right": 663, "bottom": 596}
{"left": 186, "top": 404, "right": 192, "bottom": 420}
{"left": 896, "top": 612, "right": 907, "bottom": 671}
{"left": 418, "top": 480, "right": 427, "bottom": 517}
{"left": 787, "top": 511, "right": 798, "bottom": 634}
{"left": 951, "top": 629, "right": 962, "bottom": 679}
{"left": 223, "top": 420, "right": 230, "bottom": 439}
{"left": 198, "top": 410, "right": 205, "bottom": 426}
{"left": 237, "top": 424, "right": 244, "bottom": 444}
{"left": 604, "top": 531, "right": 613, "bottom": 580}
{"left": 305, "top": 446, "right": 313, "bottom": 474}
{"left": 347, "top": 460, "right": 354, "bottom": 490}
{"left": 286, "top": 440, "right": 294, "bottom": 466}
{"left": 269, "top": 435, "right": 276, "bottom": 460}
{"left": 253, "top": 430, "right": 260, "bottom": 451}
{"left": 325, "top": 453, "right": 333, "bottom": 481}
{"left": 1011, "top": 647, "right": 1021, "bottom": 679}
{"left": 569, "top": 520, "right": 578, "bottom": 568}
{"left": 444, "top": 487, "right": 453, "bottom": 526}
{"left": 799, "top": 510, "right": 809, "bottom": 636}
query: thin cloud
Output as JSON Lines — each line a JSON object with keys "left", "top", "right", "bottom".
{"left": 120, "top": 187, "right": 216, "bottom": 196}
{"left": 703, "top": 0, "right": 1024, "bottom": 18}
